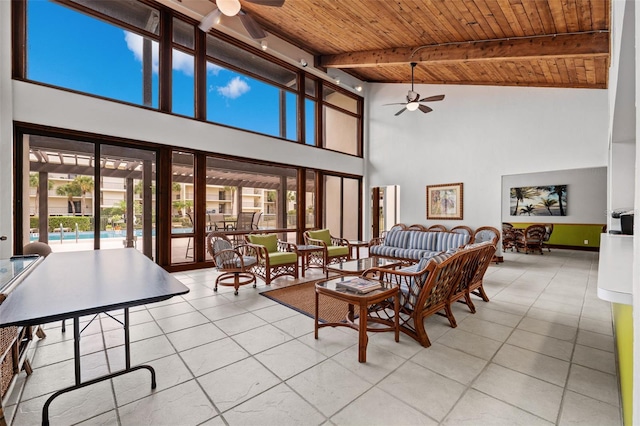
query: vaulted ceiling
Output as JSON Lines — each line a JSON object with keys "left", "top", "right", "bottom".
{"left": 168, "top": 0, "right": 610, "bottom": 89}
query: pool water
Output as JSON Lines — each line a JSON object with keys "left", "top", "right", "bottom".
{"left": 30, "top": 229, "right": 160, "bottom": 241}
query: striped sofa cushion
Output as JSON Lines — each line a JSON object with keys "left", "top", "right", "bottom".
{"left": 394, "top": 248, "right": 431, "bottom": 261}
{"left": 427, "top": 250, "right": 456, "bottom": 266}
{"left": 408, "top": 231, "right": 438, "bottom": 251}
{"left": 436, "top": 232, "right": 470, "bottom": 252}
{"left": 384, "top": 230, "right": 410, "bottom": 248}
{"left": 369, "top": 245, "right": 398, "bottom": 258}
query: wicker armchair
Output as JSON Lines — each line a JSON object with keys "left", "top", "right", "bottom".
{"left": 362, "top": 249, "right": 470, "bottom": 347}
{"left": 206, "top": 232, "right": 257, "bottom": 295}
{"left": 244, "top": 233, "right": 298, "bottom": 285}
{"left": 407, "top": 224, "right": 427, "bottom": 231}
{"left": 516, "top": 224, "right": 546, "bottom": 255}
{"left": 451, "top": 225, "right": 474, "bottom": 241}
{"left": 449, "top": 242, "right": 496, "bottom": 311}
{"left": 542, "top": 224, "right": 554, "bottom": 252}
{"left": 303, "top": 229, "right": 351, "bottom": 275}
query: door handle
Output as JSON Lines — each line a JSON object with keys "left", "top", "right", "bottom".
{"left": 0, "top": 236, "right": 7, "bottom": 241}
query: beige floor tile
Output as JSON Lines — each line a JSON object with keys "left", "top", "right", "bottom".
{"left": 330, "top": 387, "right": 437, "bottom": 426}
{"left": 231, "top": 323, "right": 294, "bottom": 354}
{"left": 506, "top": 329, "right": 574, "bottom": 361}
{"left": 378, "top": 361, "right": 466, "bottom": 421}
{"left": 222, "top": 383, "right": 326, "bottom": 425}
{"left": 213, "top": 312, "right": 268, "bottom": 336}
{"left": 272, "top": 313, "right": 317, "bottom": 338}
{"left": 572, "top": 344, "right": 617, "bottom": 374}
{"left": 471, "top": 307, "right": 523, "bottom": 327}
{"left": 579, "top": 316, "right": 613, "bottom": 336}
{"left": 103, "top": 321, "right": 165, "bottom": 348}
{"left": 199, "top": 357, "right": 281, "bottom": 412}
{"left": 199, "top": 303, "right": 248, "bottom": 322}
{"left": 442, "top": 389, "right": 553, "bottom": 426}
{"left": 457, "top": 316, "right": 514, "bottom": 342}
{"left": 411, "top": 342, "right": 487, "bottom": 385}
{"left": 166, "top": 322, "right": 226, "bottom": 352}
{"left": 13, "top": 380, "right": 115, "bottom": 426}
{"left": 255, "top": 339, "right": 327, "bottom": 380}
{"left": 112, "top": 354, "right": 193, "bottom": 406}
{"left": 297, "top": 326, "right": 357, "bottom": 357}
{"left": 147, "top": 301, "right": 197, "bottom": 320}
{"left": 118, "top": 380, "right": 217, "bottom": 425}
{"left": 517, "top": 317, "right": 577, "bottom": 341}
{"left": 558, "top": 390, "right": 622, "bottom": 425}
{"left": 526, "top": 307, "right": 580, "bottom": 328}
{"left": 493, "top": 344, "right": 570, "bottom": 386}
{"left": 107, "top": 335, "right": 177, "bottom": 370}
{"left": 287, "top": 359, "right": 372, "bottom": 416}
{"left": 472, "top": 363, "right": 564, "bottom": 422}
{"left": 332, "top": 344, "right": 407, "bottom": 384}
{"left": 576, "top": 329, "right": 615, "bottom": 352}
{"left": 436, "top": 328, "right": 502, "bottom": 360}
{"left": 566, "top": 364, "right": 620, "bottom": 406}
{"left": 179, "top": 337, "right": 249, "bottom": 377}
{"left": 155, "top": 311, "right": 210, "bottom": 334}
{"left": 251, "top": 303, "right": 300, "bottom": 322}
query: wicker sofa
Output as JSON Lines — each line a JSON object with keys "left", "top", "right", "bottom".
{"left": 369, "top": 226, "right": 470, "bottom": 263}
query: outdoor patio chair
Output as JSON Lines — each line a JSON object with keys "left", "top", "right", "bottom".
{"left": 206, "top": 232, "right": 257, "bottom": 295}
{"left": 362, "top": 249, "right": 469, "bottom": 347}
{"left": 244, "top": 233, "right": 298, "bottom": 285}
{"left": 251, "top": 211, "right": 263, "bottom": 230}
{"left": 303, "top": 229, "right": 351, "bottom": 276}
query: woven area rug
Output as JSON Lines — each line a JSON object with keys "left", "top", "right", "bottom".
{"left": 260, "top": 281, "right": 350, "bottom": 323}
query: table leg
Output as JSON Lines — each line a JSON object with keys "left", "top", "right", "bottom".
{"left": 394, "top": 292, "right": 400, "bottom": 343}
{"left": 358, "top": 302, "right": 368, "bottom": 363}
{"left": 314, "top": 291, "right": 319, "bottom": 339}
{"left": 301, "top": 253, "right": 306, "bottom": 278}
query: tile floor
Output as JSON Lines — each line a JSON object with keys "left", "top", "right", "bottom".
{"left": 4, "top": 249, "right": 622, "bottom": 425}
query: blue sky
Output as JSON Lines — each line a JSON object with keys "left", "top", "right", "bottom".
{"left": 27, "top": 0, "right": 308, "bottom": 142}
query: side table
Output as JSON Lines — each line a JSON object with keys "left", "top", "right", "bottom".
{"left": 315, "top": 277, "right": 399, "bottom": 363}
{"left": 348, "top": 240, "right": 369, "bottom": 259}
{"left": 295, "top": 244, "right": 324, "bottom": 277}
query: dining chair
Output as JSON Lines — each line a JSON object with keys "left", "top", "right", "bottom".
{"left": 206, "top": 232, "right": 257, "bottom": 295}
{"left": 516, "top": 224, "right": 546, "bottom": 254}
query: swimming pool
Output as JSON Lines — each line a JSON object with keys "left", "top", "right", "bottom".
{"left": 29, "top": 229, "right": 165, "bottom": 241}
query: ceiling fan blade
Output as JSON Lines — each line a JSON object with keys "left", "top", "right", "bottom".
{"left": 244, "top": 0, "right": 285, "bottom": 6}
{"left": 382, "top": 102, "right": 408, "bottom": 106}
{"left": 395, "top": 108, "right": 407, "bottom": 116}
{"left": 419, "top": 94, "right": 445, "bottom": 102}
{"left": 238, "top": 11, "right": 267, "bottom": 39}
{"left": 418, "top": 105, "right": 433, "bottom": 114}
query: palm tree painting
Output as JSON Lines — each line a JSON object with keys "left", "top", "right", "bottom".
{"left": 510, "top": 185, "right": 567, "bottom": 216}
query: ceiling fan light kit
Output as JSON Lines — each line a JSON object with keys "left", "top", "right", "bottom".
{"left": 217, "top": 0, "right": 242, "bottom": 16}
{"left": 383, "top": 62, "right": 445, "bottom": 116}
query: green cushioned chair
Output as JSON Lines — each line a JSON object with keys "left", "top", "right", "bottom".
{"left": 245, "top": 233, "right": 299, "bottom": 285}
{"left": 303, "top": 229, "right": 351, "bottom": 277}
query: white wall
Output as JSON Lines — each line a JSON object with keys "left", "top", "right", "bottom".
{"left": 366, "top": 83, "right": 609, "bottom": 238}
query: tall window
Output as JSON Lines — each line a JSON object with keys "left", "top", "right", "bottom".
{"left": 26, "top": 0, "right": 160, "bottom": 108}
{"left": 324, "top": 175, "right": 361, "bottom": 239}
{"left": 172, "top": 18, "right": 195, "bottom": 117}
{"left": 322, "top": 86, "right": 361, "bottom": 156}
{"left": 205, "top": 34, "right": 298, "bottom": 140}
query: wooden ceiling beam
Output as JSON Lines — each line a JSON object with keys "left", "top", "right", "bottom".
{"left": 319, "top": 32, "right": 608, "bottom": 68}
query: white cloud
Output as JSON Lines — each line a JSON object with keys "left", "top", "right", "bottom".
{"left": 207, "top": 62, "right": 222, "bottom": 75}
{"left": 124, "top": 31, "right": 159, "bottom": 74}
{"left": 124, "top": 31, "right": 196, "bottom": 77}
{"left": 172, "top": 49, "right": 194, "bottom": 76}
{"left": 216, "top": 77, "right": 250, "bottom": 99}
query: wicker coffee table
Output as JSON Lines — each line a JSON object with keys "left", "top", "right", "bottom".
{"left": 315, "top": 277, "right": 399, "bottom": 363}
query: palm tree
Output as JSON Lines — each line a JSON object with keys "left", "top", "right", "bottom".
{"left": 56, "top": 184, "right": 81, "bottom": 215}
{"left": 537, "top": 185, "right": 567, "bottom": 216}
{"left": 519, "top": 204, "right": 535, "bottom": 216}
{"left": 29, "top": 173, "right": 53, "bottom": 216}
{"left": 510, "top": 187, "right": 536, "bottom": 215}
{"left": 539, "top": 197, "right": 558, "bottom": 215}
{"left": 72, "top": 176, "right": 94, "bottom": 216}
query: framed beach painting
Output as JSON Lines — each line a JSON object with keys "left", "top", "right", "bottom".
{"left": 510, "top": 185, "right": 567, "bottom": 216}
{"left": 426, "top": 183, "right": 463, "bottom": 220}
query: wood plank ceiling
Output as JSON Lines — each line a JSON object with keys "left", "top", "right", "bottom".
{"left": 221, "top": 0, "right": 610, "bottom": 89}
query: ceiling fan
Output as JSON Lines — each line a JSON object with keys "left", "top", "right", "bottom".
{"left": 384, "top": 62, "right": 445, "bottom": 116}
{"left": 198, "top": 0, "right": 284, "bottom": 40}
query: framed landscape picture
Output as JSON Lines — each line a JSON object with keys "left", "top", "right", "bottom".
{"left": 510, "top": 185, "right": 567, "bottom": 216}
{"left": 426, "top": 183, "right": 463, "bottom": 220}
